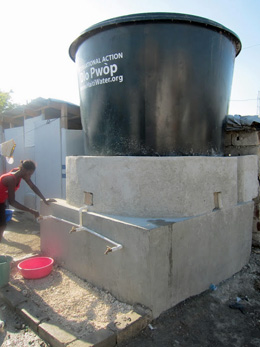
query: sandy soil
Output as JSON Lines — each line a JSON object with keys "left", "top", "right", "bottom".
{"left": 0, "top": 211, "right": 41, "bottom": 259}
{"left": 10, "top": 265, "right": 134, "bottom": 341}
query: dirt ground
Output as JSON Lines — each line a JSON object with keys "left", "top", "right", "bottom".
{"left": 1, "top": 211, "right": 260, "bottom": 346}
{"left": 0, "top": 211, "right": 41, "bottom": 260}
{"left": 121, "top": 248, "right": 260, "bottom": 347}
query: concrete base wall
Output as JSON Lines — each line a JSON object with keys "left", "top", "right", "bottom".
{"left": 41, "top": 200, "right": 253, "bottom": 318}
{"left": 40, "top": 155, "right": 258, "bottom": 318}
{"left": 224, "top": 129, "right": 260, "bottom": 246}
{"left": 66, "top": 156, "right": 258, "bottom": 218}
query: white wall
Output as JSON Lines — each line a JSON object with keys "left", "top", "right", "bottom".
{"left": 3, "top": 116, "right": 84, "bottom": 211}
{"left": 35, "top": 118, "right": 62, "bottom": 209}
{"left": 4, "top": 126, "right": 26, "bottom": 205}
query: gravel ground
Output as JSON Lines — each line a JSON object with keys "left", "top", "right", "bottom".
{"left": 10, "top": 264, "right": 134, "bottom": 341}
{"left": 0, "top": 298, "right": 48, "bottom": 347}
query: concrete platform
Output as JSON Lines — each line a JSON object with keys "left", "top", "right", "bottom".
{"left": 41, "top": 200, "right": 254, "bottom": 318}
{"left": 40, "top": 155, "right": 258, "bottom": 318}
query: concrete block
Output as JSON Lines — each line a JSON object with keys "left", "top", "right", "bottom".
{"left": 12, "top": 253, "right": 37, "bottom": 265}
{"left": 223, "top": 132, "right": 232, "bottom": 146}
{"left": 67, "top": 329, "right": 116, "bottom": 347}
{"left": 38, "top": 320, "right": 77, "bottom": 347}
{"left": 231, "top": 131, "right": 259, "bottom": 146}
{"left": 237, "top": 155, "right": 259, "bottom": 202}
{"left": 41, "top": 199, "right": 79, "bottom": 225}
{"left": 66, "top": 156, "right": 238, "bottom": 218}
{"left": 16, "top": 301, "right": 49, "bottom": 332}
{"left": 0, "top": 284, "right": 27, "bottom": 308}
{"left": 149, "top": 202, "right": 253, "bottom": 316}
{"left": 108, "top": 311, "right": 150, "bottom": 345}
{"left": 67, "top": 340, "right": 94, "bottom": 347}
{"left": 41, "top": 201, "right": 254, "bottom": 318}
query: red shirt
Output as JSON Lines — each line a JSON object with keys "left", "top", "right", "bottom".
{"left": 0, "top": 168, "right": 22, "bottom": 203}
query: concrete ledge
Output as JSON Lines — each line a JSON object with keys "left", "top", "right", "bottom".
{"left": 67, "top": 340, "right": 96, "bottom": 347}
{"left": 67, "top": 328, "right": 116, "bottom": 347}
{"left": 16, "top": 301, "right": 49, "bottom": 332}
{"left": 40, "top": 199, "right": 80, "bottom": 225}
{"left": 108, "top": 310, "right": 151, "bottom": 345}
{"left": 38, "top": 320, "right": 77, "bottom": 347}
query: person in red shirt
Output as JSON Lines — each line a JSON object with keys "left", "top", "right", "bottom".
{"left": 0, "top": 160, "right": 54, "bottom": 242}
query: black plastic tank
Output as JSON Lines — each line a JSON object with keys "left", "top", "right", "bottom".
{"left": 69, "top": 13, "right": 241, "bottom": 156}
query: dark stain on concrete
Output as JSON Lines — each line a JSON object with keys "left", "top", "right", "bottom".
{"left": 147, "top": 219, "right": 176, "bottom": 227}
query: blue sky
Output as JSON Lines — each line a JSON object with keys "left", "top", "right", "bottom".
{"left": 1, "top": 0, "right": 260, "bottom": 115}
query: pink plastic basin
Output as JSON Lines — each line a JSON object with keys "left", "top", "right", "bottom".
{"left": 18, "top": 257, "right": 54, "bottom": 279}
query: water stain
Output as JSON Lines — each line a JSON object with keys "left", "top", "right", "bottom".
{"left": 147, "top": 219, "right": 176, "bottom": 227}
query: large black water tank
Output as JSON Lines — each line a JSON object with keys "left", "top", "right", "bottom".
{"left": 69, "top": 13, "right": 241, "bottom": 156}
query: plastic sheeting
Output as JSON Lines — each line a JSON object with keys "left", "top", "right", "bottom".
{"left": 226, "top": 115, "right": 260, "bottom": 131}
{"left": 0, "top": 139, "right": 16, "bottom": 157}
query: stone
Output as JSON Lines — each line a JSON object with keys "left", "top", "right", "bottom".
{"left": 38, "top": 320, "right": 77, "bottom": 347}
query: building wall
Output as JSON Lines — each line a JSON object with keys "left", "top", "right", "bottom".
{"left": 4, "top": 126, "right": 27, "bottom": 206}
{"left": 224, "top": 130, "right": 260, "bottom": 246}
{"left": 2, "top": 116, "right": 84, "bottom": 212}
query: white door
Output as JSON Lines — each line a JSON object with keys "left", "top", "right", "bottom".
{"left": 35, "top": 118, "right": 61, "bottom": 209}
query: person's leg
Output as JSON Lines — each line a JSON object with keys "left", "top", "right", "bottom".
{"left": 0, "top": 203, "right": 6, "bottom": 242}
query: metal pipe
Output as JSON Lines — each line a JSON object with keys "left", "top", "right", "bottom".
{"left": 78, "top": 205, "right": 89, "bottom": 227}
{"left": 38, "top": 215, "right": 123, "bottom": 254}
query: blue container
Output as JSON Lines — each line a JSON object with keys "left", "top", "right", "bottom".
{"left": 5, "top": 209, "right": 14, "bottom": 222}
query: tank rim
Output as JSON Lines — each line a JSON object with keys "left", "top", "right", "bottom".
{"left": 69, "top": 12, "right": 242, "bottom": 61}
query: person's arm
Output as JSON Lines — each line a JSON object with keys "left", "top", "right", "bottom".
{"left": 4, "top": 176, "right": 39, "bottom": 218}
{"left": 25, "top": 178, "right": 55, "bottom": 205}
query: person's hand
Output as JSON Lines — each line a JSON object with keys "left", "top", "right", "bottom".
{"left": 43, "top": 198, "right": 56, "bottom": 205}
{"left": 30, "top": 209, "right": 40, "bottom": 218}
